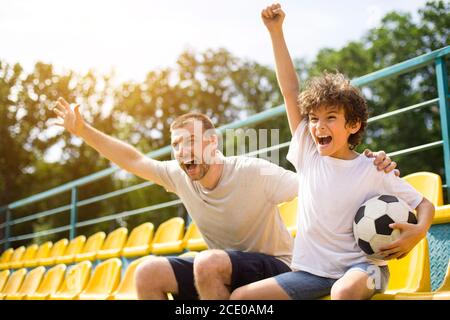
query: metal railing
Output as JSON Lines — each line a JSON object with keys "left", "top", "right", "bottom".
{"left": 1, "top": 46, "right": 449, "bottom": 250}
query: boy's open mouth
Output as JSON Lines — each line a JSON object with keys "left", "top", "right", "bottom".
{"left": 318, "top": 135, "right": 332, "bottom": 145}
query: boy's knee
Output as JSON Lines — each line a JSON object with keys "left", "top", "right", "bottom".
{"left": 229, "top": 287, "right": 247, "bottom": 300}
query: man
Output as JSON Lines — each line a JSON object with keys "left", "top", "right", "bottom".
{"left": 52, "top": 97, "right": 398, "bottom": 299}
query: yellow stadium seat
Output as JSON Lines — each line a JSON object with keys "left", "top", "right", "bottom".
{"left": 40, "top": 239, "right": 69, "bottom": 266}
{"left": 372, "top": 259, "right": 450, "bottom": 300}
{"left": 77, "top": 258, "right": 122, "bottom": 300}
{"left": 0, "top": 248, "right": 14, "bottom": 265}
{"left": 183, "top": 223, "right": 208, "bottom": 252}
{"left": 49, "top": 261, "right": 92, "bottom": 300}
{"left": 403, "top": 172, "right": 443, "bottom": 207}
{"left": 372, "top": 238, "right": 430, "bottom": 300}
{"left": 1, "top": 246, "right": 26, "bottom": 270}
{"left": 26, "top": 264, "right": 67, "bottom": 300}
{"left": 434, "top": 204, "right": 450, "bottom": 224}
{"left": 9, "top": 244, "right": 38, "bottom": 269}
{"left": 0, "top": 269, "right": 11, "bottom": 292}
{"left": 0, "top": 268, "right": 27, "bottom": 300}
{"left": 151, "top": 217, "right": 185, "bottom": 255}
{"left": 108, "top": 257, "right": 149, "bottom": 300}
{"left": 179, "top": 251, "right": 199, "bottom": 258}
{"left": 121, "top": 222, "right": 154, "bottom": 258}
{"left": 23, "top": 241, "right": 53, "bottom": 268}
{"left": 74, "top": 232, "right": 106, "bottom": 262}
{"left": 55, "top": 235, "right": 86, "bottom": 264}
{"left": 278, "top": 197, "right": 298, "bottom": 237}
{"left": 96, "top": 227, "right": 128, "bottom": 260}
{"left": 5, "top": 266, "right": 46, "bottom": 300}
{"left": 386, "top": 237, "right": 430, "bottom": 293}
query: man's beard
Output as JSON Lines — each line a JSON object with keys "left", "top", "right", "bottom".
{"left": 180, "top": 161, "right": 210, "bottom": 181}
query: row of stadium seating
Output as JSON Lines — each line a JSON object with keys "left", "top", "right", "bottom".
{"left": 0, "top": 171, "right": 449, "bottom": 299}
{"left": 0, "top": 217, "right": 211, "bottom": 270}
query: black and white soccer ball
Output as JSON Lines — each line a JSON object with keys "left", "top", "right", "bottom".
{"left": 353, "top": 195, "right": 418, "bottom": 260}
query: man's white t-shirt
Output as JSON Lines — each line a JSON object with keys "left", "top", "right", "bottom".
{"left": 151, "top": 152, "right": 298, "bottom": 265}
{"left": 286, "top": 119, "right": 423, "bottom": 278}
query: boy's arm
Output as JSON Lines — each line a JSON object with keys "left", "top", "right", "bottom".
{"left": 53, "top": 97, "right": 165, "bottom": 184}
{"left": 380, "top": 197, "right": 435, "bottom": 260}
{"left": 262, "top": 4, "right": 303, "bottom": 135}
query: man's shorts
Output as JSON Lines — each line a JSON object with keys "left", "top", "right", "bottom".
{"left": 167, "top": 250, "right": 292, "bottom": 300}
{"left": 274, "top": 262, "right": 390, "bottom": 300}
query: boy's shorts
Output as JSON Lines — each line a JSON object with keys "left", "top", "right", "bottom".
{"left": 274, "top": 262, "right": 390, "bottom": 300}
{"left": 167, "top": 250, "right": 291, "bottom": 300}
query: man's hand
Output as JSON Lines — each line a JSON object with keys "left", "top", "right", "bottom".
{"left": 261, "top": 3, "right": 285, "bottom": 33}
{"left": 53, "top": 97, "right": 85, "bottom": 136}
{"left": 364, "top": 149, "right": 400, "bottom": 176}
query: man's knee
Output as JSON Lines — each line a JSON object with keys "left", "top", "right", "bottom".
{"left": 229, "top": 287, "right": 246, "bottom": 300}
{"left": 193, "top": 250, "right": 231, "bottom": 281}
{"left": 135, "top": 256, "right": 173, "bottom": 290}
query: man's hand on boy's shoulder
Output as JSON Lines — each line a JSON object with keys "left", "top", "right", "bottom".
{"left": 364, "top": 149, "right": 400, "bottom": 176}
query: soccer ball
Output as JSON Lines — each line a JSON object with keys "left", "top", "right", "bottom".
{"left": 353, "top": 195, "right": 417, "bottom": 260}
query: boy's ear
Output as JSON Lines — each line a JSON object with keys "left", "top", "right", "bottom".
{"left": 348, "top": 121, "right": 361, "bottom": 134}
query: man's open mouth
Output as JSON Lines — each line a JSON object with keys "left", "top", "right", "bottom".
{"left": 183, "top": 159, "right": 198, "bottom": 172}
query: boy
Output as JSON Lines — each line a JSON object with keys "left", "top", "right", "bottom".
{"left": 230, "top": 3, "right": 435, "bottom": 300}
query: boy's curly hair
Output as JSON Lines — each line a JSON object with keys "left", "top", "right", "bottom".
{"left": 298, "top": 72, "right": 368, "bottom": 149}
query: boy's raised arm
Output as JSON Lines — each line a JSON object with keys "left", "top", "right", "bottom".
{"left": 262, "top": 3, "right": 303, "bottom": 135}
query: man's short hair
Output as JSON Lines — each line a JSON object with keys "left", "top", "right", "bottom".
{"left": 170, "top": 112, "right": 216, "bottom": 133}
{"left": 298, "top": 71, "right": 368, "bottom": 149}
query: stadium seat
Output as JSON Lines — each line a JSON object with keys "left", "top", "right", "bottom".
{"left": 434, "top": 204, "right": 450, "bottom": 224}
{"left": 9, "top": 244, "right": 38, "bottom": 269}
{"left": 0, "top": 269, "right": 10, "bottom": 292}
{"left": 403, "top": 172, "right": 443, "bottom": 207}
{"left": 26, "top": 264, "right": 67, "bottom": 300}
{"left": 77, "top": 258, "right": 122, "bottom": 300}
{"left": 96, "top": 227, "right": 128, "bottom": 260}
{"left": 121, "top": 222, "right": 154, "bottom": 258}
{"left": 74, "top": 232, "right": 106, "bottom": 262}
{"left": 151, "top": 217, "right": 185, "bottom": 255}
{"left": 1, "top": 246, "right": 25, "bottom": 270}
{"left": 23, "top": 241, "right": 53, "bottom": 268}
{"left": 40, "top": 238, "right": 69, "bottom": 266}
{"left": 278, "top": 197, "right": 298, "bottom": 237}
{"left": 0, "top": 268, "right": 27, "bottom": 300}
{"left": 372, "top": 237, "right": 430, "bottom": 300}
{"left": 108, "top": 257, "right": 148, "bottom": 300}
{"left": 55, "top": 235, "right": 86, "bottom": 264}
{"left": 49, "top": 261, "right": 92, "bottom": 300}
{"left": 183, "top": 222, "right": 208, "bottom": 252}
{"left": 0, "top": 248, "right": 14, "bottom": 266}
{"left": 5, "top": 266, "right": 45, "bottom": 300}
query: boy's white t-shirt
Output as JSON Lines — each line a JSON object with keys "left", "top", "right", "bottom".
{"left": 286, "top": 119, "right": 423, "bottom": 279}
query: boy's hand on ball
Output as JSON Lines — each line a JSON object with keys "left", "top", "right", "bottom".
{"left": 379, "top": 222, "right": 425, "bottom": 260}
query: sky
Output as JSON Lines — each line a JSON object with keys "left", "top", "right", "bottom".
{"left": 0, "top": 0, "right": 430, "bottom": 83}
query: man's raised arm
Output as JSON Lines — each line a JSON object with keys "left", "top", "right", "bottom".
{"left": 53, "top": 97, "right": 164, "bottom": 184}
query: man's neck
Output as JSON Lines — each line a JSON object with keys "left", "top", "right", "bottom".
{"left": 198, "top": 157, "right": 224, "bottom": 190}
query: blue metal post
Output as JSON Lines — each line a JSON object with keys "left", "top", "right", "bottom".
{"left": 70, "top": 187, "right": 78, "bottom": 239}
{"left": 436, "top": 57, "right": 450, "bottom": 201}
